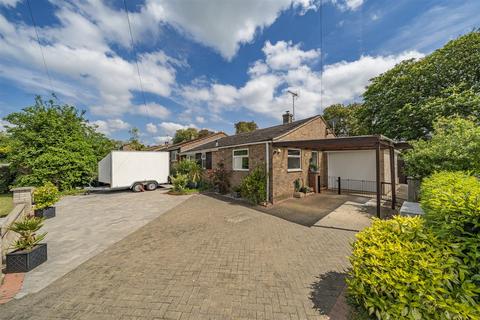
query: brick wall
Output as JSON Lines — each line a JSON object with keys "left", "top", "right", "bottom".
{"left": 276, "top": 117, "right": 329, "bottom": 141}
{"left": 211, "top": 143, "right": 270, "bottom": 195}
{"left": 271, "top": 117, "right": 330, "bottom": 202}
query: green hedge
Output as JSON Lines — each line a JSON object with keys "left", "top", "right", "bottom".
{"left": 347, "top": 216, "right": 479, "bottom": 319}
{"left": 421, "top": 171, "right": 480, "bottom": 290}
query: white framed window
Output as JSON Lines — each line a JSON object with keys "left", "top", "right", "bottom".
{"left": 287, "top": 149, "right": 301, "bottom": 171}
{"left": 233, "top": 149, "right": 249, "bottom": 171}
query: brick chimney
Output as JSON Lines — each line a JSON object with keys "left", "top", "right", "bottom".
{"left": 282, "top": 111, "right": 293, "bottom": 124}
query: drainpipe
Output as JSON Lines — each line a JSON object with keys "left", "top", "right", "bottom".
{"left": 265, "top": 142, "right": 270, "bottom": 203}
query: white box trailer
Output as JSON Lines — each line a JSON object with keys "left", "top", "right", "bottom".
{"left": 97, "top": 151, "right": 169, "bottom": 192}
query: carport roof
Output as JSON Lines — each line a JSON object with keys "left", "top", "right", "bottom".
{"left": 272, "top": 135, "right": 406, "bottom": 151}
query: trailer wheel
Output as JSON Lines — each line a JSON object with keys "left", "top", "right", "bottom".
{"left": 131, "top": 183, "right": 144, "bottom": 192}
{"left": 145, "top": 182, "right": 157, "bottom": 191}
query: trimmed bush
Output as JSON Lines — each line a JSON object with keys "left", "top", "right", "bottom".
{"left": 171, "top": 174, "right": 188, "bottom": 192}
{"left": 421, "top": 171, "right": 480, "bottom": 289}
{"left": 33, "top": 182, "right": 60, "bottom": 210}
{"left": 240, "top": 166, "right": 266, "bottom": 204}
{"left": 347, "top": 216, "right": 480, "bottom": 320}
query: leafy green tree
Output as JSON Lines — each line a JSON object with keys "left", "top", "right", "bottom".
{"left": 234, "top": 121, "right": 258, "bottom": 134}
{"left": 322, "top": 103, "right": 366, "bottom": 136}
{"left": 3, "top": 96, "right": 115, "bottom": 190}
{"left": 173, "top": 128, "right": 198, "bottom": 144}
{"left": 198, "top": 129, "right": 214, "bottom": 138}
{"left": 403, "top": 117, "right": 480, "bottom": 178}
{"left": 361, "top": 31, "right": 480, "bottom": 140}
{"left": 125, "top": 127, "right": 145, "bottom": 151}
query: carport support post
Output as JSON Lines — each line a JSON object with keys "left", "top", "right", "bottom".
{"left": 389, "top": 146, "right": 396, "bottom": 210}
{"left": 375, "top": 142, "right": 381, "bottom": 218}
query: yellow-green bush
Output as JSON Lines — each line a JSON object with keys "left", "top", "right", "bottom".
{"left": 421, "top": 171, "right": 480, "bottom": 292}
{"left": 347, "top": 216, "right": 480, "bottom": 319}
{"left": 33, "top": 182, "right": 60, "bottom": 210}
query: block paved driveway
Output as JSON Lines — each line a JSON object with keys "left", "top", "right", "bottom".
{"left": 1, "top": 194, "right": 361, "bottom": 320}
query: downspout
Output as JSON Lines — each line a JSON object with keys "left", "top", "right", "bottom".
{"left": 265, "top": 141, "right": 270, "bottom": 204}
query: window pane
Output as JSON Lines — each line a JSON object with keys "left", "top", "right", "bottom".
{"left": 234, "top": 149, "right": 248, "bottom": 156}
{"left": 310, "top": 152, "right": 318, "bottom": 165}
{"left": 233, "top": 157, "right": 242, "bottom": 170}
{"left": 288, "top": 157, "right": 301, "bottom": 169}
{"left": 242, "top": 157, "right": 249, "bottom": 169}
{"left": 288, "top": 149, "right": 300, "bottom": 156}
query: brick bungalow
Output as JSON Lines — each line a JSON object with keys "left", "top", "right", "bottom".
{"left": 182, "top": 112, "right": 336, "bottom": 203}
{"left": 150, "top": 132, "right": 227, "bottom": 171}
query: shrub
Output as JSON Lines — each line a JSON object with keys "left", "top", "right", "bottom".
{"left": 0, "top": 165, "right": 14, "bottom": 194}
{"left": 404, "top": 117, "right": 480, "bottom": 179}
{"left": 421, "top": 171, "right": 480, "bottom": 288}
{"left": 207, "top": 162, "right": 231, "bottom": 194}
{"left": 294, "top": 178, "right": 301, "bottom": 192}
{"left": 172, "top": 160, "right": 203, "bottom": 183}
{"left": 171, "top": 174, "right": 188, "bottom": 192}
{"left": 9, "top": 216, "right": 46, "bottom": 252}
{"left": 33, "top": 182, "right": 60, "bottom": 210}
{"left": 347, "top": 216, "right": 480, "bottom": 320}
{"left": 240, "top": 166, "right": 266, "bottom": 204}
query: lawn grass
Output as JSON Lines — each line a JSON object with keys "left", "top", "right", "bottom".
{"left": 0, "top": 193, "right": 13, "bottom": 218}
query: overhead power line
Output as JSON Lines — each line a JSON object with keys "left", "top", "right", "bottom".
{"left": 26, "top": 0, "right": 55, "bottom": 95}
{"left": 319, "top": 0, "right": 324, "bottom": 109}
{"left": 123, "top": 0, "right": 149, "bottom": 113}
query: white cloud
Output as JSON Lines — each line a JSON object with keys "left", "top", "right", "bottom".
{"left": 91, "top": 119, "right": 130, "bottom": 135}
{"left": 383, "top": 2, "right": 480, "bottom": 53}
{"left": 331, "top": 0, "right": 364, "bottom": 11}
{"left": 133, "top": 103, "right": 170, "bottom": 119}
{"left": 180, "top": 41, "right": 424, "bottom": 120}
{"left": 158, "top": 122, "right": 197, "bottom": 136}
{"left": 195, "top": 116, "right": 205, "bottom": 124}
{"left": 263, "top": 40, "right": 320, "bottom": 70}
{"left": 248, "top": 60, "right": 269, "bottom": 76}
{"left": 140, "top": 0, "right": 319, "bottom": 60}
{"left": 0, "top": 0, "right": 20, "bottom": 7}
{"left": 50, "top": 1, "right": 321, "bottom": 61}
{"left": 146, "top": 123, "right": 158, "bottom": 134}
{"left": 153, "top": 136, "right": 172, "bottom": 144}
{"left": 0, "top": 7, "right": 177, "bottom": 118}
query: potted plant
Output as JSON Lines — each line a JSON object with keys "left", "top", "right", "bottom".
{"left": 6, "top": 216, "right": 47, "bottom": 273}
{"left": 293, "top": 178, "right": 305, "bottom": 198}
{"left": 309, "top": 163, "right": 319, "bottom": 173}
{"left": 33, "top": 182, "right": 60, "bottom": 219}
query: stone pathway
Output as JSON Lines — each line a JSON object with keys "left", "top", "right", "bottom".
{"left": 16, "top": 189, "right": 192, "bottom": 298}
{"left": 1, "top": 194, "right": 364, "bottom": 319}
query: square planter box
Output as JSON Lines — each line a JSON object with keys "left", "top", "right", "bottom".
{"left": 6, "top": 243, "right": 48, "bottom": 273}
{"left": 34, "top": 206, "right": 56, "bottom": 219}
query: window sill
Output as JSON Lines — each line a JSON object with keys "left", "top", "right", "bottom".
{"left": 233, "top": 169, "right": 250, "bottom": 172}
{"left": 287, "top": 169, "right": 302, "bottom": 172}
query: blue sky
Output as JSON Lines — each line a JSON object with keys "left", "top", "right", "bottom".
{"left": 0, "top": 0, "right": 478, "bottom": 144}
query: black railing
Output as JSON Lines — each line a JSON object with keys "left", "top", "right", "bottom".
{"left": 320, "top": 176, "right": 393, "bottom": 200}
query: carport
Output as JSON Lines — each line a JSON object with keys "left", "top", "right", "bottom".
{"left": 273, "top": 135, "right": 404, "bottom": 218}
